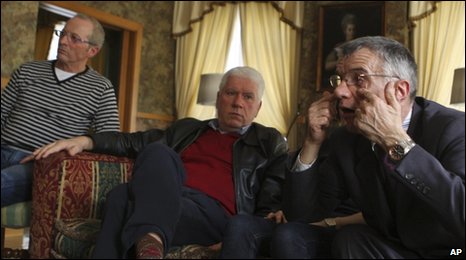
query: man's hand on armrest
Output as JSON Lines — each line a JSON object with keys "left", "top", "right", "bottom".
{"left": 20, "top": 136, "right": 94, "bottom": 163}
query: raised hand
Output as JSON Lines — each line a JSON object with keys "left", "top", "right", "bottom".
{"left": 299, "top": 91, "right": 337, "bottom": 164}
{"left": 354, "top": 81, "right": 408, "bottom": 150}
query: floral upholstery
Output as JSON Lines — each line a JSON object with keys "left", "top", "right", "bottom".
{"left": 29, "top": 151, "right": 219, "bottom": 259}
{"left": 29, "top": 151, "right": 133, "bottom": 259}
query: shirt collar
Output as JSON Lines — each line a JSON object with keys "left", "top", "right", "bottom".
{"left": 208, "top": 119, "right": 251, "bottom": 135}
{"left": 402, "top": 108, "right": 413, "bottom": 131}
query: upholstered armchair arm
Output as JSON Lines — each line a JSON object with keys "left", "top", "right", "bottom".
{"left": 29, "top": 151, "right": 133, "bottom": 259}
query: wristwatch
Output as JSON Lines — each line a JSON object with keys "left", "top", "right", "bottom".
{"left": 388, "top": 138, "right": 415, "bottom": 161}
{"left": 324, "top": 218, "right": 336, "bottom": 228}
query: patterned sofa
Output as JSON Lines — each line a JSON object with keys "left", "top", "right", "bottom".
{"left": 29, "top": 151, "right": 218, "bottom": 259}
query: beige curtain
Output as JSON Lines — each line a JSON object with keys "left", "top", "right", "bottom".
{"left": 173, "top": 1, "right": 303, "bottom": 149}
{"left": 239, "top": 2, "right": 301, "bottom": 148}
{"left": 175, "top": 3, "right": 236, "bottom": 119}
{"left": 173, "top": 1, "right": 303, "bottom": 36}
{"left": 410, "top": 1, "right": 465, "bottom": 105}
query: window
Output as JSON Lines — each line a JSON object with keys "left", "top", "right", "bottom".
{"left": 225, "top": 9, "right": 243, "bottom": 71}
{"left": 47, "top": 22, "right": 65, "bottom": 60}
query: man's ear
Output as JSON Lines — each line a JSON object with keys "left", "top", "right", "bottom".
{"left": 255, "top": 101, "right": 262, "bottom": 117}
{"left": 87, "top": 46, "right": 100, "bottom": 58}
{"left": 395, "top": 79, "right": 410, "bottom": 101}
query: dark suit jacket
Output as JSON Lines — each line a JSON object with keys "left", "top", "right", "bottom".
{"left": 283, "top": 97, "right": 465, "bottom": 257}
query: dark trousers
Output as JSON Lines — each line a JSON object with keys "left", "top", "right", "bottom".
{"left": 92, "top": 143, "right": 230, "bottom": 258}
{"left": 270, "top": 222, "right": 336, "bottom": 258}
{"left": 220, "top": 216, "right": 337, "bottom": 259}
{"left": 271, "top": 223, "right": 422, "bottom": 259}
{"left": 220, "top": 214, "right": 277, "bottom": 258}
{"left": 331, "top": 224, "right": 421, "bottom": 258}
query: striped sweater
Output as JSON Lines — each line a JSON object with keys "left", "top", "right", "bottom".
{"left": 1, "top": 60, "right": 120, "bottom": 151}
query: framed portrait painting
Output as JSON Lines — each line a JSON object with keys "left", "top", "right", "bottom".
{"left": 316, "top": 2, "right": 385, "bottom": 91}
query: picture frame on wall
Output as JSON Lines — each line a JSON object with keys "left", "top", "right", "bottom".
{"left": 316, "top": 2, "right": 385, "bottom": 92}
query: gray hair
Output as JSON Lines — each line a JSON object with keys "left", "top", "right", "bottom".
{"left": 73, "top": 13, "right": 105, "bottom": 48}
{"left": 339, "top": 36, "right": 418, "bottom": 99}
{"left": 219, "top": 66, "right": 265, "bottom": 99}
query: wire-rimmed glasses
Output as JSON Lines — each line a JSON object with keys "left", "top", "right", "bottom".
{"left": 54, "top": 30, "right": 95, "bottom": 46}
{"left": 329, "top": 73, "right": 399, "bottom": 88}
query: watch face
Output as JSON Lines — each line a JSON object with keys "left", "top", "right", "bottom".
{"left": 389, "top": 144, "right": 404, "bottom": 160}
{"left": 389, "top": 139, "right": 415, "bottom": 161}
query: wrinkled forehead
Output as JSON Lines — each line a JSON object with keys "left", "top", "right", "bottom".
{"left": 64, "top": 17, "right": 94, "bottom": 36}
{"left": 337, "top": 48, "right": 381, "bottom": 74}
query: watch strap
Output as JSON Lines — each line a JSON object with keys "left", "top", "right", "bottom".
{"left": 388, "top": 138, "right": 415, "bottom": 161}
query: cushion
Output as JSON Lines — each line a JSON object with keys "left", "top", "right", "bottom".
{"left": 52, "top": 218, "right": 99, "bottom": 259}
{"left": 1, "top": 201, "right": 31, "bottom": 228}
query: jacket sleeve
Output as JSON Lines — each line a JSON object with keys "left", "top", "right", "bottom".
{"left": 282, "top": 150, "right": 320, "bottom": 222}
{"left": 89, "top": 129, "right": 165, "bottom": 158}
{"left": 394, "top": 112, "right": 465, "bottom": 242}
{"left": 282, "top": 135, "right": 351, "bottom": 223}
{"left": 252, "top": 128, "right": 289, "bottom": 217}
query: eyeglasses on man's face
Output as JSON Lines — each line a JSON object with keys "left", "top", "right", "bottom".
{"left": 329, "top": 73, "right": 399, "bottom": 88}
{"left": 54, "top": 30, "right": 95, "bottom": 46}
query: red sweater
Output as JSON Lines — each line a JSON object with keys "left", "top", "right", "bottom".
{"left": 181, "top": 128, "right": 240, "bottom": 215}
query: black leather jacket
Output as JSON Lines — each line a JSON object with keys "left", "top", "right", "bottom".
{"left": 89, "top": 118, "right": 288, "bottom": 216}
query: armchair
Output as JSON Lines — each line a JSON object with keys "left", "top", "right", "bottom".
{"left": 29, "top": 151, "right": 219, "bottom": 259}
{"left": 29, "top": 151, "right": 133, "bottom": 258}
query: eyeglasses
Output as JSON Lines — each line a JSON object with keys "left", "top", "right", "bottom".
{"left": 329, "top": 73, "right": 399, "bottom": 88}
{"left": 54, "top": 30, "right": 95, "bottom": 46}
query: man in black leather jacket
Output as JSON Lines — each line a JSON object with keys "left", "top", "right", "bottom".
{"left": 26, "top": 66, "right": 288, "bottom": 259}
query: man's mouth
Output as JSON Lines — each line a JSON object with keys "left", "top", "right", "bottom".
{"left": 339, "top": 106, "right": 355, "bottom": 116}
{"left": 230, "top": 112, "right": 242, "bottom": 117}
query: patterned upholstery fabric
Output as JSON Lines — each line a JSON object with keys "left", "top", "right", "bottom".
{"left": 29, "top": 150, "right": 219, "bottom": 259}
{"left": 51, "top": 218, "right": 220, "bottom": 259}
{"left": 29, "top": 151, "right": 133, "bottom": 259}
{"left": 52, "top": 219, "right": 100, "bottom": 259}
{"left": 1, "top": 201, "right": 31, "bottom": 228}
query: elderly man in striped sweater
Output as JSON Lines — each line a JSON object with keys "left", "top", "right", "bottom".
{"left": 1, "top": 13, "right": 120, "bottom": 207}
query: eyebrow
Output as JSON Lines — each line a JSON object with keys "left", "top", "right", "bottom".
{"left": 337, "top": 68, "right": 368, "bottom": 75}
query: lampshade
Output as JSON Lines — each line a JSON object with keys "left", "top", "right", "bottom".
{"left": 450, "top": 68, "right": 465, "bottom": 104}
{"left": 197, "top": 73, "right": 223, "bottom": 105}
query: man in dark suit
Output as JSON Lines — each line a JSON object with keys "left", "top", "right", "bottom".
{"left": 273, "top": 36, "right": 464, "bottom": 258}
